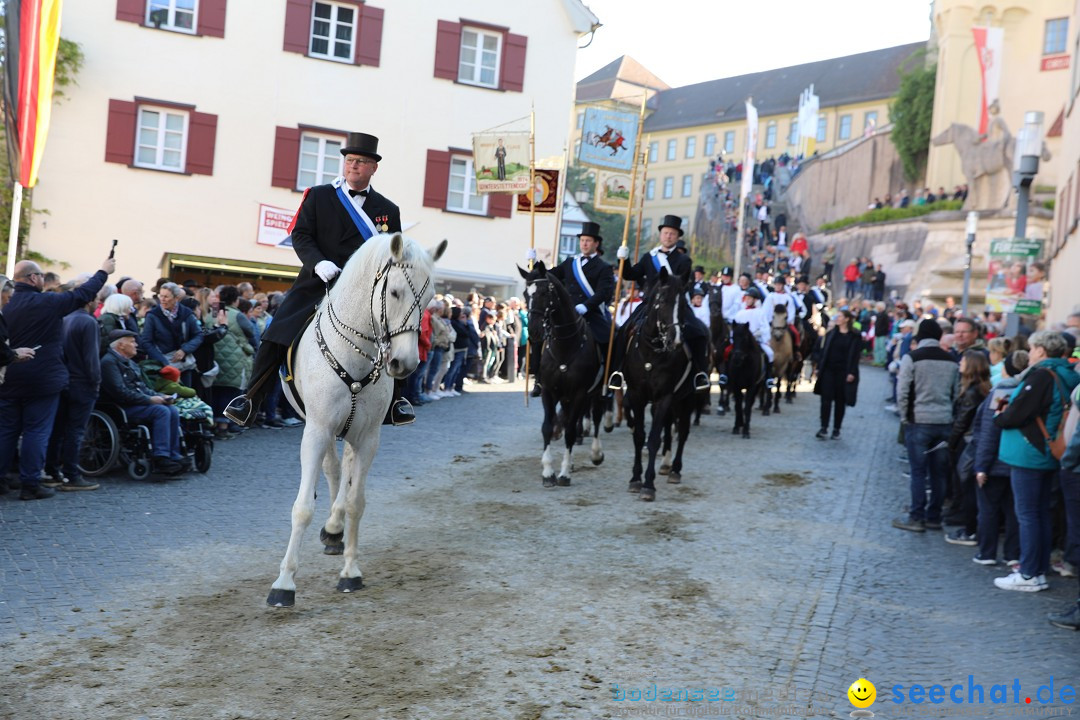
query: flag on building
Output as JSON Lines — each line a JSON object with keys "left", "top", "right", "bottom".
{"left": 741, "top": 99, "right": 758, "bottom": 200}
{"left": 3, "top": 0, "right": 64, "bottom": 188}
{"left": 578, "top": 106, "right": 637, "bottom": 172}
{"left": 972, "top": 26, "right": 1004, "bottom": 135}
{"left": 797, "top": 85, "right": 819, "bottom": 156}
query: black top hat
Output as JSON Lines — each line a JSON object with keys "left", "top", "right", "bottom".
{"left": 340, "top": 132, "right": 382, "bottom": 162}
{"left": 658, "top": 214, "right": 684, "bottom": 237}
{"left": 693, "top": 265, "right": 705, "bottom": 274}
{"left": 577, "top": 221, "right": 603, "bottom": 244}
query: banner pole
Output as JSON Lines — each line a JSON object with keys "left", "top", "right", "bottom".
{"left": 5, "top": 182, "right": 23, "bottom": 279}
{"left": 734, "top": 96, "right": 754, "bottom": 279}
{"left": 603, "top": 92, "right": 647, "bottom": 388}
{"left": 626, "top": 133, "right": 651, "bottom": 304}
{"left": 525, "top": 106, "right": 536, "bottom": 406}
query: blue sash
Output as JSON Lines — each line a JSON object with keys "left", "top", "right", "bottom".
{"left": 335, "top": 185, "right": 376, "bottom": 241}
{"left": 571, "top": 257, "right": 595, "bottom": 298}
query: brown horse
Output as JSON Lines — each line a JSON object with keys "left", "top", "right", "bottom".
{"left": 767, "top": 307, "right": 793, "bottom": 414}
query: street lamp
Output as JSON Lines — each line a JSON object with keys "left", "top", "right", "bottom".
{"left": 1007, "top": 111, "right": 1044, "bottom": 334}
{"left": 962, "top": 210, "right": 977, "bottom": 316}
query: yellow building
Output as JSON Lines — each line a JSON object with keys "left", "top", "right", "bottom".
{"left": 927, "top": 0, "right": 1072, "bottom": 195}
{"left": 572, "top": 43, "right": 923, "bottom": 245}
{"left": 1048, "top": 0, "right": 1080, "bottom": 324}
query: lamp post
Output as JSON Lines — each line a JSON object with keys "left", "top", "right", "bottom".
{"left": 1006, "top": 111, "right": 1045, "bottom": 335}
{"left": 962, "top": 210, "right": 977, "bottom": 317}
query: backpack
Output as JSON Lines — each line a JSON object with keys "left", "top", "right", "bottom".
{"left": 1034, "top": 369, "right": 1073, "bottom": 461}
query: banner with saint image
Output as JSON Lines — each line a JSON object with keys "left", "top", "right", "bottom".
{"left": 472, "top": 132, "right": 531, "bottom": 193}
{"left": 578, "top": 106, "right": 637, "bottom": 171}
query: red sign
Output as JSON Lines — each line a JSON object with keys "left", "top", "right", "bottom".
{"left": 1041, "top": 55, "right": 1070, "bottom": 71}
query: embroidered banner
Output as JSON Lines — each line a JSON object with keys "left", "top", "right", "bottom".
{"left": 472, "top": 131, "right": 530, "bottom": 193}
{"left": 515, "top": 169, "right": 559, "bottom": 213}
{"left": 578, "top": 106, "right": 637, "bottom": 172}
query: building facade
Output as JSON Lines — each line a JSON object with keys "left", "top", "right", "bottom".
{"left": 1049, "top": 0, "right": 1080, "bottom": 324}
{"left": 28, "top": 0, "right": 598, "bottom": 298}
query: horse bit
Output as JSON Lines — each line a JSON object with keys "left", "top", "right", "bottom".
{"left": 315, "top": 257, "right": 429, "bottom": 438}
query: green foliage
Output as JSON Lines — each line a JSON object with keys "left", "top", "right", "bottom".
{"left": 1043, "top": 198, "right": 1056, "bottom": 211}
{"left": 890, "top": 57, "right": 936, "bottom": 183}
{"left": 818, "top": 199, "right": 963, "bottom": 232}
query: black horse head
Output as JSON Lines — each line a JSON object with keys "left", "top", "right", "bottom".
{"left": 517, "top": 262, "right": 580, "bottom": 345}
{"left": 643, "top": 268, "right": 691, "bottom": 354}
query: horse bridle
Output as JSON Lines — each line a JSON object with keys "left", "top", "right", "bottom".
{"left": 531, "top": 279, "right": 586, "bottom": 345}
{"left": 315, "top": 256, "right": 430, "bottom": 438}
{"left": 646, "top": 289, "right": 681, "bottom": 354}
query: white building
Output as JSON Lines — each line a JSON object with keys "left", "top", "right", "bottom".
{"left": 29, "top": 0, "right": 599, "bottom": 298}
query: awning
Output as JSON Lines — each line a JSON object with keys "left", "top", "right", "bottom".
{"left": 162, "top": 252, "right": 301, "bottom": 281}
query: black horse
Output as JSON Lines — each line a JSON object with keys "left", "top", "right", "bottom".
{"left": 619, "top": 268, "right": 697, "bottom": 501}
{"left": 728, "top": 321, "right": 767, "bottom": 438}
{"left": 518, "top": 263, "right": 606, "bottom": 487}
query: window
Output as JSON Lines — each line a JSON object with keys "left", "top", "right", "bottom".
{"left": 681, "top": 175, "right": 693, "bottom": 197}
{"left": 666, "top": 139, "right": 677, "bottom": 161}
{"left": 574, "top": 139, "right": 581, "bottom": 159}
{"left": 447, "top": 156, "right": 487, "bottom": 214}
{"left": 816, "top": 117, "right": 827, "bottom": 142}
{"left": 576, "top": 112, "right": 584, "bottom": 130}
{"left": 649, "top": 141, "right": 658, "bottom": 163}
{"left": 146, "top": 0, "right": 196, "bottom": 33}
{"left": 641, "top": 218, "right": 653, "bottom": 239}
{"left": 458, "top": 27, "right": 501, "bottom": 88}
{"left": 309, "top": 1, "right": 355, "bottom": 62}
{"left": 704, "top": 133, "right": 716, "bottom": 156}
{"left": 765, "top": 123, "right": 777, "bottom": 149}
{"left": 724, "top": 131, "right": 735, "bottom": 154}
{"left": 864, "top": 111, "right": 878, "bottom": 132}
{"left": 1045, "top": 18, "right": 1069, "bottom": 55}
{"left": 662, "top": 177, "right": 674, "bottom": 198}
{"left": 680, "top": 216, "right": 689, "bottom": 234}
{"left": 135, "top": 106, "right": 188, "bottom": 172}
{"left": 685, "top": 136, "right": 696, "bottom": 158}
{"left": 838, "top": 114, "right": 852, "bottom": 140}
{"left": 297, "top": 133, "right": 343, "bottom": 190}
{"left": 646, "top": 179, "right": 656, "bottom": 200}
{"left": 788, "top": 120, "right": 798, "bottom": 146}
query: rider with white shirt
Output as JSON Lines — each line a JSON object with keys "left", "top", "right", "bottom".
{"left": 718, "top": 266, "right": 744, "bottom": 322}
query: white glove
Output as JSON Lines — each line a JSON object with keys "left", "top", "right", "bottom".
{"left": 525, "top": 248, "right": 537, "bottom": 261}
{"left": 314, "top": 260, "right": 341, "bottom": 283}
{"left": 616, "top": 245, "right": 630, "bottom": 260}
{"left": 575, "top": 304, "right": 587, "bottom": 315}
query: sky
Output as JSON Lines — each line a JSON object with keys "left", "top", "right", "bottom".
{"left": 574, "top": 0, "right": 933, "bottom": 88}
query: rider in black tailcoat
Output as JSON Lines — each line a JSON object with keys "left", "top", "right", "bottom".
{"left": 225, "top": 132, "right": 410, "bottom": 427}
{"left": 608, "top": 215, "right": 711, "bottom": 392}
{"left": 529, "top": 221, "right": 614, "bottom": 397}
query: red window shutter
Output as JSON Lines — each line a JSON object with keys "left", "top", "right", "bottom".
{"left": 488, "top": 193, "right": 513, "bottom": 219}
{"left": 198, "top": 0, "right": 226, "bottom": 37}
{"left": 423, "top": 149, "right": 451, "bottom": 208}
{"left": 501, "top": 32, "right": 527, "bottom": 92}
{"left": 283, "top": 0, "right": 312, "bottom": 54}
{"left": 355, "top": 4, "right": 383, "bottom": 66}
{"left": 272, "top": 127, "right": 302, "bottom": 189}
{"left": 186, "top": 111, "right": 218, "bottom": 176}
{"left": 116, "top": 0, "right": 144, "bottom": 24}
{"left": 434, "top": 20, "right": 461, "bottom": 80}
{"left": 104, "top": 99, "right": 137, "bottom": 165}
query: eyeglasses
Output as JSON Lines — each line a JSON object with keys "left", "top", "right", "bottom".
{"left": 344, "top": 158, "right": 377, "bottom": 167}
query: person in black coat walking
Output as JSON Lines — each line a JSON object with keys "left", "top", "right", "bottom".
{"left": 226, "top": 132, "right": 406, "bottom": 427}
{"left": 813, "top": 309, "right": 860, "bottom": 439}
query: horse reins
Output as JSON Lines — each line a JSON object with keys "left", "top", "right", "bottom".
{"left": 316, "top": 256, "right": 429, "bottom": 439}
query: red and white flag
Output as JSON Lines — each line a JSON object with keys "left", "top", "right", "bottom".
{"left": 972, "top": 26, "right": 1004, "bottom": 135}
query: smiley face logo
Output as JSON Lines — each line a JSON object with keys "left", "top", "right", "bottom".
{"left": 847, "top": 678, "right": 876, "bottom": 709}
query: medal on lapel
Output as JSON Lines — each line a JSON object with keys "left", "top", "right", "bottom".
{"left": 375, "top": 215, "right": 389, "bottom": 232}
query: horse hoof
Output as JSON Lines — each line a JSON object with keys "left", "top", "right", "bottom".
{"left": 628, "top": 480, "right": 642, "bottom": 493}
{"left": 667, "top": 472, "right": 681, "bottom": 484}
{"left": 542, "top": 476, "right": 557, "bottom": 488}
{"left": 592, "top": 453, "right": 605, "bottom": 466}
{"left": 640, "top": 488, "right": 656, "bottom": 501}
{"left": 266, "top": 588, "right": 295, "bottom": 608}
{"left": 786, "top": 397, "right": 793, "bottom": 404}
{"left": 336, "top": 576, "right": 364, "bottom": 593}
{"left": 320, "top": 527, "right": 345, "bottom": 555}
{"left": 658, "top": 465, "right": 671, "bottom": 476}
{"left": 323, "top": 543, "right": 344, "bottom": 555}
{"left": 732, "top": 426, "right": 741, "bottom": 435}
{"left": 773, "top": 407, "right": 781, "bottom": 414}
{"left": 556, "top": 476, "right": 571, "bottom": 486}
{"left": 742, "top": 432, "right": 750, "bottom": 439}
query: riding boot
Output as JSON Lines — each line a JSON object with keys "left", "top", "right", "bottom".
{"left": 224, "top": 340, "right": 288, "bottom": 426}
{"left": 765, "top": 362, "right": 778, "bottom": 389}
{"left": 383, "top": 379, "right": 415, "bottom": 426}
{"left": 606, "top": 336, "right": 626, "bottom": 390}
{"left": 528, "top": 339, "right": 543, "bottom": 396}
{"left": 690, "top": 336, "right": 711, "bottom": 391}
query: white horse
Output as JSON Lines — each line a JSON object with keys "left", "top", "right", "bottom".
{"left": 267, "top": 232, "right": 447, "bottom": 608}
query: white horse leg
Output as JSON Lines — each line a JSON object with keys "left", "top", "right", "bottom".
{"left": 268, "top": 426, "right": 335, "bottom": 607}
{"left": 319, "top": 442, "right": 347, "bottom": 555}
{"left": 542, "top": 444, "right": 555, "bottom": 480}
{"left": 338, "top": 432, "right": 376, "bottom": 593}
{"left": 591, "top": 436, "right": 604, "bottom": 466}
{"left": 559, "top": 445, "right": 573, "bottom": 482}
{"left": 659, "top": 449, "right": 672, "bottom": 475}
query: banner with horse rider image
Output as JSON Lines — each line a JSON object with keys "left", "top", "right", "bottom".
{"left": 515, "top": 169, "right": 560, "bottom": 214}
{"left": 577, "top": 106, "right": 638, "bottom": 172}
{"left": 986, "top": 237, "right": 1044, "bottom": 315}
{"left": 472, "top": 132, "right": 531, "bottom": 193}
{"left": 593, "top": 169, "right": 635, "bottom": 212}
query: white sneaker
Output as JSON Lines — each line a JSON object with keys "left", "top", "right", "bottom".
{"left": 993, "top": 571, "right": 1048, "bottom": 592}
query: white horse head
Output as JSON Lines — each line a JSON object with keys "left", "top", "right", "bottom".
{"left": 329, "top": 232, "right": 447, "bottom": 379}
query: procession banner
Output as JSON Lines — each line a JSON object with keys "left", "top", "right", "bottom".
{"left": 986, "top": 237, "right": 1043, "bottom": 314}
{"left": 972, "top": 26, "right": 1004, "bottom": 135}
{"left": 472, "top": 131, "right": 530, "bottom": 193}
{"left": 516, "top": 169, "right": 559, "bottom": 213}
{"left": 741, "top": 100, "right": 758, "bottom": 200}
{"left": 577, "top": 106, "right": 637, "bottom": 171}
{"left": 593, "top": 169, "right": 634, "bottom": 212}
{"left": 256, "top": 203, "right": 296, "bottom": 248}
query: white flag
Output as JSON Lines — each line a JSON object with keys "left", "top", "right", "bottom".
{"left": 741, "top": 99, "right": 758, "bottom": 199}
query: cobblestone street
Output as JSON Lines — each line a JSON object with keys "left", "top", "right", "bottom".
{"left": 0, "top": 369, "right": 1077, "bottom": 719}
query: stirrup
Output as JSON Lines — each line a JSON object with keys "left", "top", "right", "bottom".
{"left": 223, "top": 394, "right": 255, "bottom": 427}
{"left": 390, "top": 398, "right": 415, "bottom": 426}
{"left": 693, "top": 372, "right": 711, "bottom": 391}
{"left": 607, "top": 371, "right": 625, "bottom": 391}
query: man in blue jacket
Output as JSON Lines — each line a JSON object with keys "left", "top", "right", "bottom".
{"left": 0, "top": 257, "right": 114, "bottom": 500}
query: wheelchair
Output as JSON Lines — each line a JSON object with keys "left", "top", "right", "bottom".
{"left": 78, "top": 402, "right": 214, "bottom": 480}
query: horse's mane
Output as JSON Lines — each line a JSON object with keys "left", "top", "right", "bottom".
{"left": 331, "top": 233, "right": 435, "bottom": 299}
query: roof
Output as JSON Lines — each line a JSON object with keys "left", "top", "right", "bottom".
{"left": 576, "top": 55, "right": 670, "bottom": 104}
{"left": 638, "top": 42, "right": 926, "bottom": 132}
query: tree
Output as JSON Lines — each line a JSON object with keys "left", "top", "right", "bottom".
{"left": 890, "top": 57, "right": 936, "bottom": 184}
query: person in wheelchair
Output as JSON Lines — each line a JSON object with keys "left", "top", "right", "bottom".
{"left": 100, "top": 330, "right": 191, "bottom": 475}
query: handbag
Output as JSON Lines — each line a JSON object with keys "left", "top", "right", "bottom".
{"left": 956, "top": 437, "right": 976, "bottom": 481}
